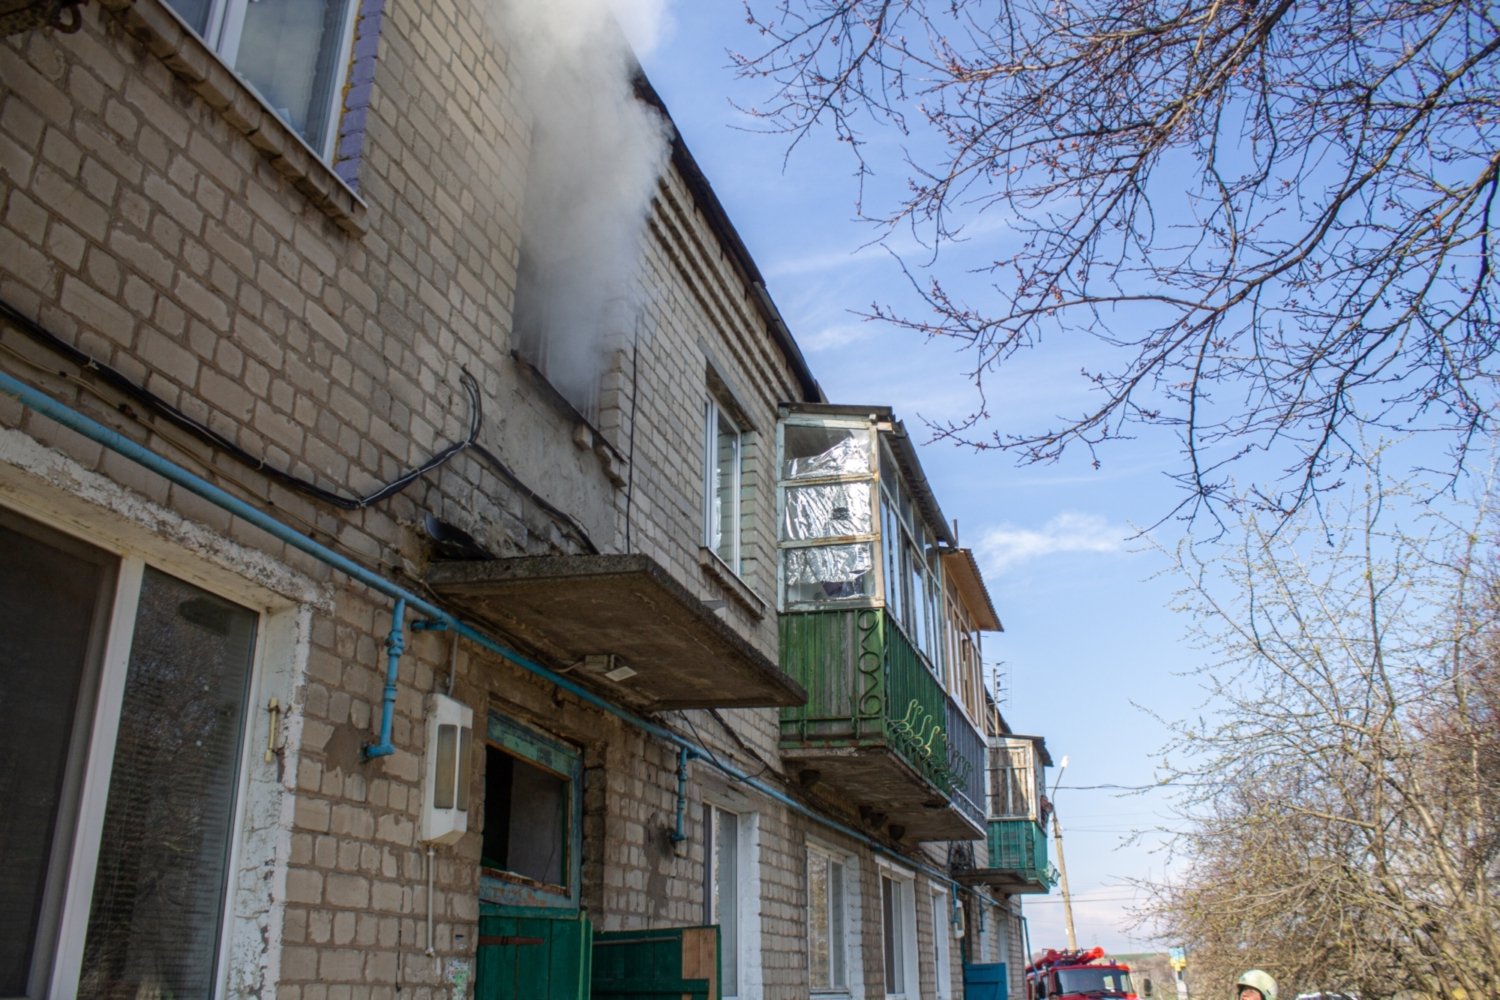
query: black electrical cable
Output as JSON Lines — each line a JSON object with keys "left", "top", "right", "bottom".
{"left": 0, "top": 295, "right": 479, "bottom": 510}
{"left": 1, "top": 295, "right": 607, "bottom": 554}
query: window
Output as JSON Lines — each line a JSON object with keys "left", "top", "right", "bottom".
{"left": 989, "top": 739, "right": 1039, "bottom": 820}
{"left": 481, "top": 715, "right": 582, "bottom": 908}
{"left": 705, "top": 398, "right": 743, "bottom": 571}
{"left": 779, "top": 419, "right": 878, "bottom": 606}
{"left": 704, "top": 804, "right": 761, "bottom": 999}
{"left": 879, "top": 870, "right": 917, "bottom": 999}
{"left": 807, "top": 847, "right": 848, "bottom": 992}
{"left": 2, "top": 510, "right": 258, "bottom": 1000}
{"left": 163, "top": 0, "right": 358, "bottom": 158}
{"left": 930, "top": 889, "right": 953, "bottom": 1000}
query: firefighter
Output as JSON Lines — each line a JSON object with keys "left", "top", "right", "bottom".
{"left": 1234, "top": 970, "right": 1277, "bottom": 1000}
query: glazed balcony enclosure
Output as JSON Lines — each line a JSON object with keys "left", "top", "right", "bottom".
{"left": 776, "top": 404, "right": 996, "bottom": 842}
{"left": 958, "top": 734, "right": 1057, "bottom": 894}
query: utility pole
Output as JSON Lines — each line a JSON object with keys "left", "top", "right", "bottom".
{"left": 1050, "top": 756, "right": 1077, "bottom": 950}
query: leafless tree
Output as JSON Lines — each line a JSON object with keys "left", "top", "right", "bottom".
{"left": 735, "top": 1, "right": 1500, "bottom": 516}
{"left": 1139, "top": 469, "right": 1500, "bottom": 996}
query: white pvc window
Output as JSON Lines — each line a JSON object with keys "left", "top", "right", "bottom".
{"left": 162, "top": 0, "right": 358, "bottom": 159}
{"left": 704, "top": 804, "right": 760, "bottom": 1000}
{"left": 879, "top": 870, "right": 917, "bottom": 999}
{"left": 705, "top": 399, "right": 743, "bottom": 572}
{"left": 1, "top": 511, "right": 259, "bottom": 1000}
{"left": 931, "top": 889, "right": 953, "bottom": 1000}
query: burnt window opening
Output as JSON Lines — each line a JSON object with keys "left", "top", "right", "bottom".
{"left": 478, "top": 713, "right": 582, "bottom": 909}
{"left": 512, "top": 243, "right": 618, "bottom": 424}
{"left": 481, "top": 744, "right": 567, "bottom": 888}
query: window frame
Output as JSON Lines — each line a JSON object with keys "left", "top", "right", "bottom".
{"left": 704, "top": 396, "right": 744, "bottom": 574}
{"left": 776, "top": 414, "right": 880, "bottom": 611}
{"left": 703, "top": 801, "right": 761, "bottom": 1000}
{"left": 479, "top": 714, "right": 584, "bottom": 910}
{"left": 2, "top": 508, "right": 288, "bottom": 1000}
{"left": 806, "top": 844, "right": 852, "bottom": 994}
{"left": 930, "top": 887, "right": 953, "bottom": 1000}
{"left": 989, "top": 738, "right": 1040, "bottom": 821}
{"left": 876, "top": 861, "right": 918, "bottom": 1000}
{"left": 166, "top": 0, "right": 360, "bottom": 162}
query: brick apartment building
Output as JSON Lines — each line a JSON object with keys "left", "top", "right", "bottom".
{"left": 0, "top": 1, "right": 1056, "bottom": 997}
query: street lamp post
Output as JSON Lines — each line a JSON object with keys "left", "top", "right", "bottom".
{"left": 1050, "top": 755, "right": 1078, "bottom": 950}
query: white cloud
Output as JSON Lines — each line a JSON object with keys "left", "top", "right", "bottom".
{"left": 975, "top": 512, "right": 1132, "bottom": 571}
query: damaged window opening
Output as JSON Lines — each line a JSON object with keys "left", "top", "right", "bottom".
{"left": 512, "top": 245, "right": 624, "bottom": 424}
{"left": 479, "top": 714, "right": 582, "bottom": 908}
{"left": 482, "top": 745, "right": 566, "bottom": 888}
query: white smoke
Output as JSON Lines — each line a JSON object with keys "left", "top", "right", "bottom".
{"left": 495, "top": 0, "right": 673, "bottom": 413}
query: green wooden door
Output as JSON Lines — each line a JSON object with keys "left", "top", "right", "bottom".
{"left": 591, "top": 926, "right": 719, "bottom": 1000}
{"left": 475, "top": 911, "right": 592, "bottom": 1000}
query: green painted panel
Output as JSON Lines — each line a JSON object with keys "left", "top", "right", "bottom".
{"left": 779, "top": 609, "right": 887, "bottom": 743}
{"left": 987, "top": 819, "right": 1054, "bottom": 886}
{"left": 780, "top": 608, "right": 990, "bottom": 821}
{"left": 592, "top": 926, "right": 720, "bottom": 1000}
{"left": 475, "top": 911, "right": 591, "bottom": 1000}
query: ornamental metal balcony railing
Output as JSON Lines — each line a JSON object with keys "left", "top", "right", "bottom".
{"left": 779, "top": 607, "right": 986, "bottom": 842}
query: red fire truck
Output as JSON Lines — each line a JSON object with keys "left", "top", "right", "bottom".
{"left": 1025, "top": 947, "right": 1139, "bottom": 1000}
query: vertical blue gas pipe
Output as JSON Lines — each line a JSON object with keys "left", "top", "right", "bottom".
{"left": 364, "top": 597, "right": 406, "bottom": 758}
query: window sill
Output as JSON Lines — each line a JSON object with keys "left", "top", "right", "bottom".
{"left": 698, "top": 547, "right": 768, "bottom": 621}
{"left": 98, "top": 0, "right": 368, "bottom": 235}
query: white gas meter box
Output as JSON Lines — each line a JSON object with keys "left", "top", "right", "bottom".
{"left": 420, "top": 693, "right": 473, "bottom": 845}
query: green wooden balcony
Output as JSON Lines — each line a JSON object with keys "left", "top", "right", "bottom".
{"left": 778, "top": 608, "right": 986, "bottom": 841}
{"left": 957, "top": 818, "right": 1056, "bottom": 893}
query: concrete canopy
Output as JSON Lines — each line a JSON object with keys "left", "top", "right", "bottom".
{"left": 428, "top": 553, "right": 807, "bottom": 711}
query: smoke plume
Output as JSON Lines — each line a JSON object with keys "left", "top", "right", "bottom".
{"left": 495, "top": 0, "right": 673, "bottom": 415}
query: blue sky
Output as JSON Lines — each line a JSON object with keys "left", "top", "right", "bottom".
{"left": 623, "top": 2, "right": 1201, "bottom": 953}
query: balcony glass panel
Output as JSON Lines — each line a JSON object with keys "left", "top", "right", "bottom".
{"left": 783, "top": 482, "right": 873, "bottom": 540}
{"left": 783, "top": 425, "right": 870, "bottom": 480}
{"left": 783, "top": 543, "right": 876, "bottom": 604}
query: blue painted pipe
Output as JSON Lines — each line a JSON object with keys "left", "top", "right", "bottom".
{"left": 1, "top": 369, "right": 972, "bottom": 895}
{"left": 669, "top": 746, "right": 697, "bottom": 843}
{"left": 364, "top": 597, "right": 406, "bottom": 758}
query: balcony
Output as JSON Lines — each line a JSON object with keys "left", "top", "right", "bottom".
{"left": 779, "top": 607, "right": 986, "bottom": 842}
{"left": 955, "top": 818, "right": 1056, "bottom": 894}
{"left": 428, "top": 553, "right": 806, "bottom": 711}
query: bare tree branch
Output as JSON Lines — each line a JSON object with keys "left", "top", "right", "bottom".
{"left": 738, "top": 0, "right": 1500, "bottom": 517}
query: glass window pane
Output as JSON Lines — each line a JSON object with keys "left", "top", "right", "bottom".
{"left": 161, "top": 0, "right": 211, "bottom": 34}
{"left": 712, "top": 406, "right": 741, "bottom": 567}
{"left": 783, "top": 543, "right": 876, "bottom": 604}
{"left": 882, "top": 495, "right": 903, "bottom": 620}
{"left": 829, "top": 860, "right": 845, "bottom": 987}
{"left": 233, "top": 0, "right": 353, "bottom": 152}
{"left": 783, "top": 424, "right": 869, "bottom": 480}
{"left": 713, "top": 808, "right": 739, "bottom": 995}
{"left": 0, "top": 516, "right": 116, "bottom": 997}
{"left": 79, "top": 568, "right": 257, "bottom": 1000}
{"left": 881, "top": 876, "right": 899, "bottom": 989}
{"left": 782, "top": 482, "right": 871, "bottom": 541}
{"left": 808, "top": 852, "right": 830, "bottom": 987}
